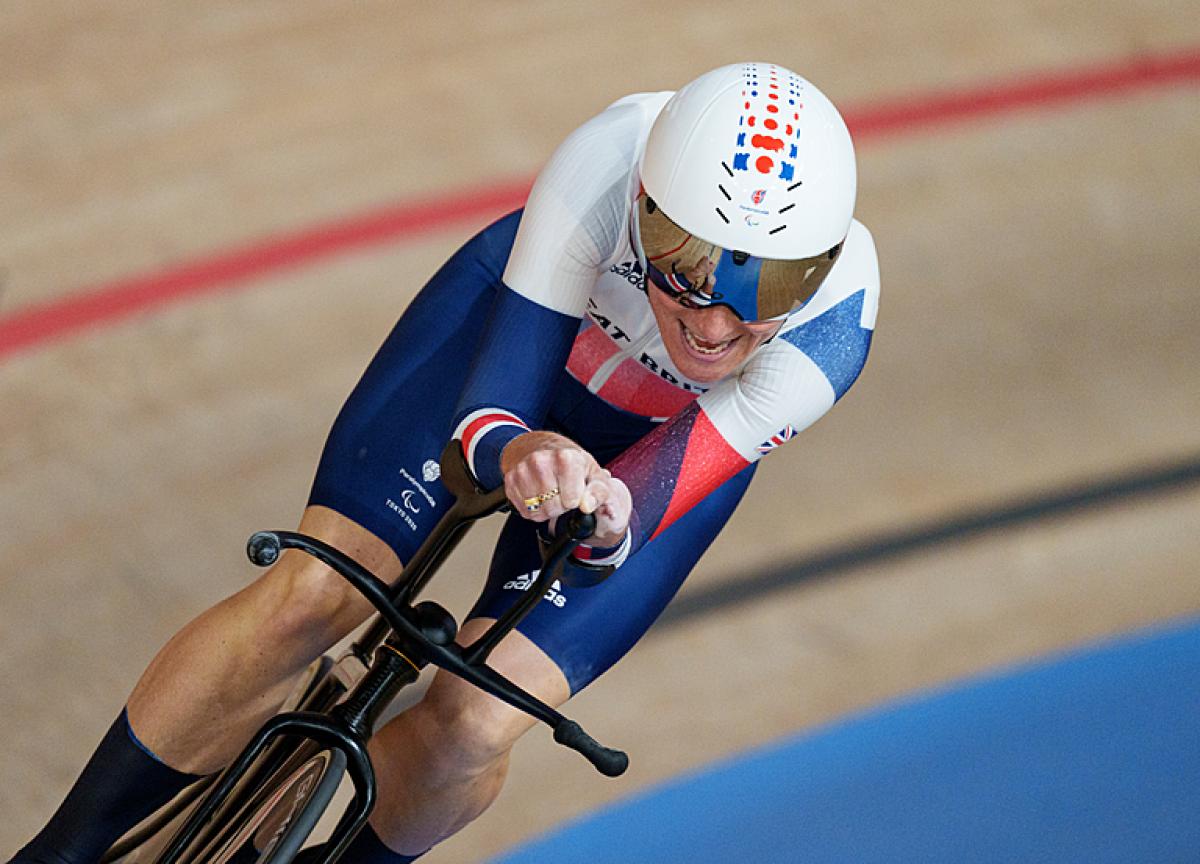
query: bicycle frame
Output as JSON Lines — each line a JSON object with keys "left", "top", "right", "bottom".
{"left": 149, "top": 440, "right": 627, "bottom": 864}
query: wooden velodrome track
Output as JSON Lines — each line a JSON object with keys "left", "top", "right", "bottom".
{"left": 3, "top": 2, "right": 1198, "bottom": 859}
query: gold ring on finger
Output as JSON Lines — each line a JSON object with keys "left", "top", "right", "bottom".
{"left": 522, "top": 487, "right": 560, "bottom": 513}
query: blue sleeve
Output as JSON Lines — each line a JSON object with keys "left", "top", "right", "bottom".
{"left": 453, "top": 284, "right": 581, "bottom": 488}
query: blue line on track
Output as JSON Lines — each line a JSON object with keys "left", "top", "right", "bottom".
{"left": 492, "top": 616, "right": 1200, "bottom": 864}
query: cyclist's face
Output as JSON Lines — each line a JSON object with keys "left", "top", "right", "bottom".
{"left": 646, "top": 276, "right": 782, "bottom": 383}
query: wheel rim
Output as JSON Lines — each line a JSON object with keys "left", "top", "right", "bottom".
{"left": 207, "top": 751, "right": 336, "bottom": 863}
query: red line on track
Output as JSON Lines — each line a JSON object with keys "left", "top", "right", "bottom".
{"left": 845, "top": 47, "right": 1200, "bottom": 136}
{"left": 2, "top": 48, "right": 1198, "bottom": 360}
{"left": 0, "top": 180, "right": 534, "bottom": 360}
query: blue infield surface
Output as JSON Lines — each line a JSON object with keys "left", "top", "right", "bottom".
{"left": 490, "top": 615, "right": 1200, "bottom": 864}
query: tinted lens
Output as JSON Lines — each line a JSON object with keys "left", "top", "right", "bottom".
{"left": 638, "top": 195, "right": 841, "bottom": 321}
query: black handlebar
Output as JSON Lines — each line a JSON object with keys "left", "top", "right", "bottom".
{"left": 561, "top": 509, "right": 599, "bottom": 540}
{"left": 244, "top": 444, "right": 628, "bottom": 777}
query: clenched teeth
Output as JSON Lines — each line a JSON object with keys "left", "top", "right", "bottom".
{"left": 682, "top": 325, "right": 734, "bottom": 356}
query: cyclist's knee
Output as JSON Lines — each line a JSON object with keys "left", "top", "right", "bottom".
{"left": 369, "top": 678, "right": 529, "bottom": 851}
{"left": 414, "top": 674, "right": 535, "bottom": 772}
{"left": 400, "top": 621, "right": 570, "bottom": 775}
{"left": 258, "top": 550, "right": 370, "bottom": 644}
{"left": 254, "top": 506, "right": 402, "bottom": 647}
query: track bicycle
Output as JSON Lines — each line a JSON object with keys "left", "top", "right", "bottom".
{"left": 101, "top": 440, "right": 628, "bottom": 864}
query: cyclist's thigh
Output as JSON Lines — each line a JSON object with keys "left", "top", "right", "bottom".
{"left": 468, "top": 462, "right": 757, "bottom": 694}
{"left": 309, "top": 209, "right": 522, "bottom": 563}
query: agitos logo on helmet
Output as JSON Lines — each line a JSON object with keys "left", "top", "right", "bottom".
{"left": 636, "top": 62, "right": 856, "bottom": 322}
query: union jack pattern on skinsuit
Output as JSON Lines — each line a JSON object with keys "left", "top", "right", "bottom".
{"left": 756, "top": 424, "right": 797, "bottom": 455}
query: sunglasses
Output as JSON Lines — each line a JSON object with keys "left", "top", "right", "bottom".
{"left": 637, "top": 195, "right": 842, "bottom": 322}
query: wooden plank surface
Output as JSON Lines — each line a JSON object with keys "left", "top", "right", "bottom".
{"left": 2, "top": 1, "right": 1198, "bottom": 857}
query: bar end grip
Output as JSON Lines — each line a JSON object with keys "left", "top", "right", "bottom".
{"left": 247, "top": 531, "right": 281, "bottom": 567}
{"left": 554, "top": 719, "right": 629, "bottom": 777}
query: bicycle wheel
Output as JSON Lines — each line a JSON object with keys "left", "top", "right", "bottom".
{"left": 178, "top": 746, "right": 347, "bottom": 864}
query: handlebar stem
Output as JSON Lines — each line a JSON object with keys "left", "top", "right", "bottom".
{"left": 463, "top": 510, "right": 595, "bottom": 665}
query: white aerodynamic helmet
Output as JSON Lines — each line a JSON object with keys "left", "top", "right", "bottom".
{"left": 638, "top": 62, "right": 857, "bottom": 321}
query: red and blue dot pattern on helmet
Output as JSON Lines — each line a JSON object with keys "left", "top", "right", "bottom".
{"left": 732, "top": 64, "right": 804, "bottom": 183}
{"left": 642, "top": 61, "right": 855, "bottom": 260}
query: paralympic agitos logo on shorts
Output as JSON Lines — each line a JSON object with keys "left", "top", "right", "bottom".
{"left": 386, "top": 463, "right": 440, "bottom": 531}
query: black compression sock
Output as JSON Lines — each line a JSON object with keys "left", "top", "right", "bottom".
{"left": 11, "top": 708, "right": 203, "bottom": 864}
{"left": 295, "top": 823, "right": 426, "bottom": 864}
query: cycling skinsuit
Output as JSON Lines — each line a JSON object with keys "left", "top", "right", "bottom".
{"left": 308, "top": 91, "right": 880, "bottom": 692}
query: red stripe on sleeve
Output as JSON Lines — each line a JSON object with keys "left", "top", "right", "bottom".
{"left": 461, "top": 411, "right": 525, "bottom": 452}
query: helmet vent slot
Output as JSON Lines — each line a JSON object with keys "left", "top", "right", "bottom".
{"left": 715, "top": 207, "right": 730, "bottom": 224}
{"left": 778, "top": 203, "right": 795, "bottom": 214}
{"left": 721, "top": 161, "right": 734, "bottom": 178}
{"left": 768, "top": 225, "right": 786, "bottom": 235}
{"left": 787, "top": 181, "right": 803, "bottom": 191}
{"left": 718, "top": 185, "right": 732, "bottom": 201}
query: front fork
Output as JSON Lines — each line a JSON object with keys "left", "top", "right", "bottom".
{"left": 155, "top": 632, "right": 426, "bottom": 864}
